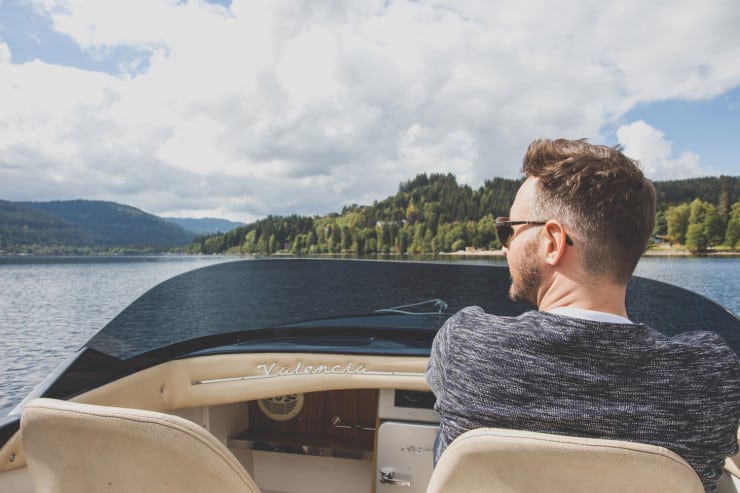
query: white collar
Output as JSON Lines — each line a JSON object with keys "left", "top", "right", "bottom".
{"left": 545, "top": 307, "right": 632, "bottom": 325}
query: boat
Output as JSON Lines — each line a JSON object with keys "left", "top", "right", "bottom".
{"left": 0, "top": 258, "right": 738, "bottom": 492}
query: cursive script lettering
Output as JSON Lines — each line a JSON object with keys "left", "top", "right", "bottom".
{"left": 257, "top": 361, "right": 367, "bottom": 378}
{"left": 401, "top": 444, "right": 434, "bottom": 455}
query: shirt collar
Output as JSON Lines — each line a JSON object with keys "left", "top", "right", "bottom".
{"left": 545, "top": 307, "right": 632, "bottom": 325}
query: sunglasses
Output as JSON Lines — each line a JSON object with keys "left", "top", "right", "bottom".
{"left": 495, "top": 217, "right": 574, "bottom": 248}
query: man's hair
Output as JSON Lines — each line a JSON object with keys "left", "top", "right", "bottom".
{"left": 522, "top": 138, "right": 656, "bottom": 283}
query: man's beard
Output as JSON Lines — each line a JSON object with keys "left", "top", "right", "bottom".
{"left": 508, "top": 238, "right": 541, "bottom": 305}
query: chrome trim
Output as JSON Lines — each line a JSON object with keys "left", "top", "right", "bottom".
{"left": 192, "top": 370, "right": 426, "bottom": 385}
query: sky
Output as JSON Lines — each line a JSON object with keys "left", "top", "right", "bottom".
{"left": 1, "top": 0, "right": 739, "bottom": 223}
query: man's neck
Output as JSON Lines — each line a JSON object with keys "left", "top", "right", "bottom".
{"left": 536, "top": 273, "right": 629, "bottom": 319}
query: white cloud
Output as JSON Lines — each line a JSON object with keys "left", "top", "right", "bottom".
{"left": 617, "top": 121, "right": 715, "bottom": 180}
{"left": 1, "top": 0, "right": 739, "bottom": 221}
{"left": 0, "top": 42, "right": 11, "bottom": 63}
{"left": 399, "top": 124, "right": 478, "bottom": 184}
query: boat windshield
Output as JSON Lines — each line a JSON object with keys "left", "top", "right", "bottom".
{"left": 84, "top": 258, "right": 740, "bottom": 360}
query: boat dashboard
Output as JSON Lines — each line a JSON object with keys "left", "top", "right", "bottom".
{"left": 220, "top": 386, "right": 440, "bottom": 492}
{"left": 2, "top": 350, "right": 443, "bottom": 493}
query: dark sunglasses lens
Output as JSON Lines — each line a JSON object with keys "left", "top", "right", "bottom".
{"left": 496, "top": 224, "right": 513, "bottom": 247}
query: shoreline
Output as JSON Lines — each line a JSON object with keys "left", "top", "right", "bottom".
{"left": 2, "top": 248, "right": 739, "bottom": 259}
{"left": 441, "top": 248, "right": 740, "bottom": 258}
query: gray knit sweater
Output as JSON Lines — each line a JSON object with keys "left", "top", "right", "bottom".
{"left": 426, "top": 308, "right": 740, "bottom": 491}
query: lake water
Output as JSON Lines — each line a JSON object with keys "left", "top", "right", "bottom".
{"left": 0, "top": 255, "right": 738, "bottom": 412}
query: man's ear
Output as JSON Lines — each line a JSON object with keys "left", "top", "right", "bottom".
{"left": 543, "top": 221, "right": 568, "bottom": 266}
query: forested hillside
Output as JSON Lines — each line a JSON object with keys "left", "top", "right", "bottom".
{"left": 192, "top": 174, "right": 740, "bottom": 255}
{"left": 2, "top": 175, "right": 737, "bottom": 255}
{"left": 1, "top": 200, "right": 194, "bottom": 253}
{"left": 653, "top": 176, "right": 739, "bottom": 210}
{"left": 191, "top": 174, "right": 514, "bottom": 255}
{"left": 0, "top": 200, "right": 92, "bottom": 249}
{"left": 23, "top": 200, "right": 194, "bottom": 246}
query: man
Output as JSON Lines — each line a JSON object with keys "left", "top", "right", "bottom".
{"left": 426, "top": 138, "right": 740, "bottom": 491}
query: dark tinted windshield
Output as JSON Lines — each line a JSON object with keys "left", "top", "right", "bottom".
{"left": 86, "top": 258, "right": 739, "bottom": 359}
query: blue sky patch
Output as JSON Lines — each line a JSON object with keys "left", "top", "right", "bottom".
{"left": 604, "top": 86, "right": 740, "bottom": 174}
{"left": 0, "top": 1, "right": 152, "bottom": 75}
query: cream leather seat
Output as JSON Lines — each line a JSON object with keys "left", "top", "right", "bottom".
{"left": 426, "top": 428, "right": 704, "bottom": 493}
{"left": 21, "top": 398, "right": 260, "bottom": 493}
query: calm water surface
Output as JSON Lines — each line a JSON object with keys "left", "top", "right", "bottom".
{"left": 0, "top": 256, "right": 237, "bottom": 411}
{"left": 0, "top": 255, "right": 737, "bottom": 412}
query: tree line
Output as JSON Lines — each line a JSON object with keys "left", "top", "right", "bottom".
{"left": 191, "top": 174, "right": 740, "bottom": 256}
{"left": 660, "top": 198, "right": 740, "bottom": 252}
{"left": 191, "top": 174, "right": 516, "bottom": 255}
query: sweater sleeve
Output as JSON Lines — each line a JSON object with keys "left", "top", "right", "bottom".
{"left": 426, "top": 312, "right": 455, "bottom": 405}
{"left": 427, "top": 307, "right": 486, "bottom": 409}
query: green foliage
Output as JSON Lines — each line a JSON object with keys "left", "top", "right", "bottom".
{"left": 703, "top": 204, "right": 724, "bottom": 247}
{"left": 191, "top": 174, "right": 740, "bottom": 256}
{"left": 688, "top": 198, "right": 707, "bottom": 225}
{"left": 192, "top": 173, "right": 521, "bottom": 255}
{"left": 653, "top": 210, "right": 667, "bottom": 236}
{"left": 4, "top": 175, "right": 739, "bottom": 256}
{"left": 664, "top": 197, "right": 740, "bottom": 252}
{"left": 23, "top": 200, "right": 194, "bottom": 246}
{"left": 0, "top": 199, "right": 194, "bottom": 253}
{"left": 725, "top": 202, "right": 740, "bottom": 249}
{"left": 665, "top": 203, "right": 691, "bottom": 245}
{"left": 653, "top": 176, "right": 740, "bottom": 211}
{"left": 685, "top": 223, "right": 706, "bottom": 252}
{"left": 0, "top": 200, "right": 92, "bottom": 250}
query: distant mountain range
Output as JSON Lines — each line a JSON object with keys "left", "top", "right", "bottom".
{"left": 163, "top": 217, "right": 246, "bottom": 235}
{"left": 0, "top": 199, "right": 242, "bottom": 252}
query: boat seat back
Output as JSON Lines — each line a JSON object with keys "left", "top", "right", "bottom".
{"left": 426, "top": 427, "right": 704, "bottom": 493}
{"left": 21, "top": 398, "right": 261, "bottom": 493}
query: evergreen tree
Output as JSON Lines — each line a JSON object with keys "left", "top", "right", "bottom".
{"left": 653, "top": 210, "right": 667, "bottom": 236}
{"left": 717, "top": 175, "right": 736, "bottom": 223}
{"left": 724, "top": 202, "right": 740, "bottom": 250}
